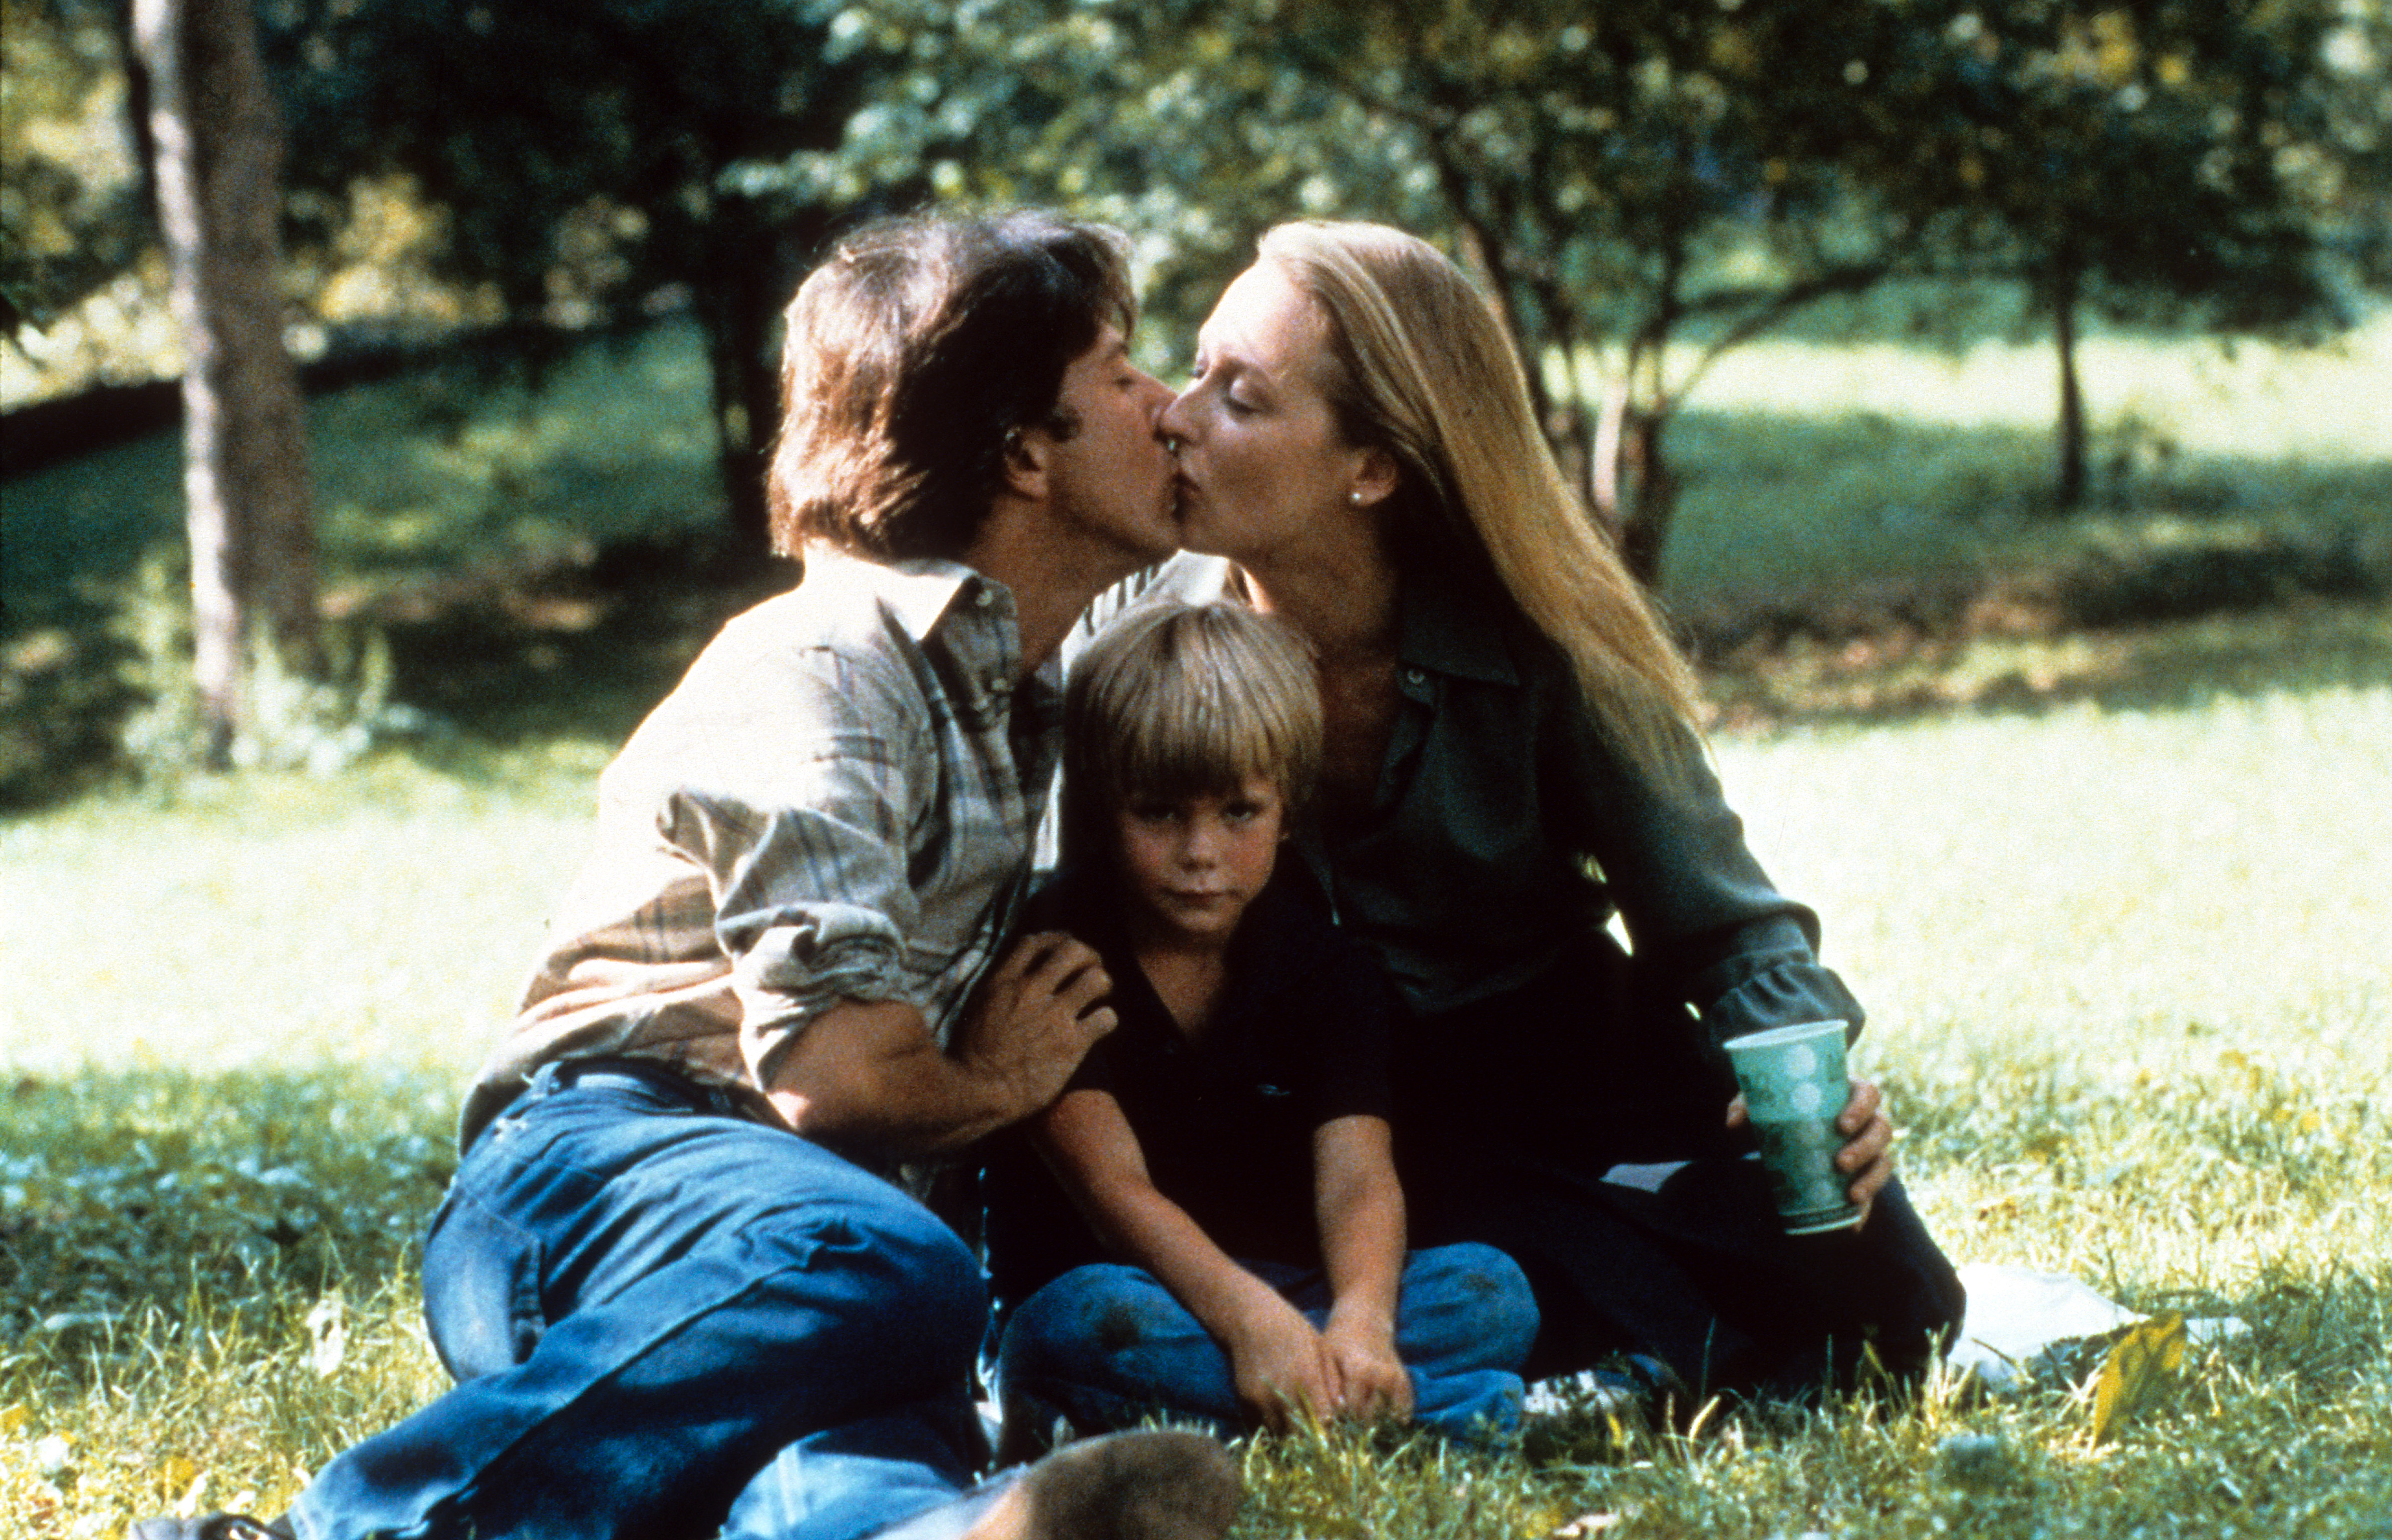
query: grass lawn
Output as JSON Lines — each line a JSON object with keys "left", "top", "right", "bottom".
{"left": 3, "top": 295, "right": 2385, "bottom": 1531}
{"left": 4, "top": 630, "right": 2386, "bottom": 1535}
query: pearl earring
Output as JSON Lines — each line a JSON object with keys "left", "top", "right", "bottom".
{"left": 1349, "top": 490, "right": 1363, "bottom": 506}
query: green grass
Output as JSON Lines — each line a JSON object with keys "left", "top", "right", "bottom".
{"left": 5, "top": 659, "right": 2387, "bottom": 1535}
{"left": 3, "top": 292, "right": 2387, "bottom": 1531}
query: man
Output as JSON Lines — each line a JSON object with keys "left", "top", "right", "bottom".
{"left": 142, "top": 211, "right": 1237, "bottom": 1540}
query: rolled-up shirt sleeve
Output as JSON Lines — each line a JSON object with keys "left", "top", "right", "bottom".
{"left": 656, "top": 647, "right": 931, "bottom": 1086}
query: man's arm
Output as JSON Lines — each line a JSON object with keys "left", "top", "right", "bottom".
{"left": 1312, "top": 1114, "right": 1414, "bottom": 1421}
{"left": 768, "top": 933, "right": 1116, "bottom": 1157}
{"left": 1034, "top": 1087, "right": 1340, "bottom": 1433}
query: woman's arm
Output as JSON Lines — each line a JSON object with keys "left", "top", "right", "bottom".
{"left": 1555, "top": 704, "right": 1895, "bottom": 1214}
{"left": 1312, "top": 1113, "right": 1414, "bottom": 1421}
{"left": 1033, "top": 1087, "right": 1339, "bottom": 1431}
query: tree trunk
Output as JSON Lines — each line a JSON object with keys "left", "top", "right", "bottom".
{"left": 1592, "top": 384, "right": 1679, "bottom": 590}
{"left": 2051, "top": 255, "right": 2087, "bottom": 510}
{"left": 698, "top": 293, "right": 775, "bottom": 560}
{"left": 695, "top": 206, "right": 829, "bottom": 560}
{"left": 134, "top": 0, "right": 318, "bottom": 767}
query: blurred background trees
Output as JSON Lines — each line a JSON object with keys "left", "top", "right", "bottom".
{"left": 11, "top": 0, "right": 2385, "bottom": 536}
{"left": 3, "top": 0, "right": 2386, "bottom": 782}
{"left": 135, "top": 0, "right": 320, "bottom": 765}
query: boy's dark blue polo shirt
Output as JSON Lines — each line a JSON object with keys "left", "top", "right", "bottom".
{"left": 981, "top": 863, "right": 1397, "bottom": 1313}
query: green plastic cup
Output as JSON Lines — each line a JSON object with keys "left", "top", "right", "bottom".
{"left": 1724, "top": 1019, "right": 1865, "bottom": 1235}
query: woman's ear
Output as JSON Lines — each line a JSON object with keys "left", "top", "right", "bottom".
{"left": 1348, "top": 446, "right": 1401, "bottom": 511}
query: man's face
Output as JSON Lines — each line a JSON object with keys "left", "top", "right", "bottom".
{"left": 1029, "top": 325, "right": 1181, "bottom": 564}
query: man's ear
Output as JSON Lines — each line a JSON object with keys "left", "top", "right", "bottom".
{"left": 1000, "top": 427, "right": 1049, "bottom": 502}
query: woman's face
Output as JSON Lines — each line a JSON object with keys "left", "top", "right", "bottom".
{"left": 1159, "top": 262, "right": 1385, "bottom": 565}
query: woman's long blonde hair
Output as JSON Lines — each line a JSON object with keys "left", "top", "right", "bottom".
{"left": 1257, "top": 220, "right": 1702, "bottom": 775}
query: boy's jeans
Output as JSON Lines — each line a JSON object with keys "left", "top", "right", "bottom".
{"left": 995, "top": 1244, "right": 1538, "bottom": 1444}
{"left": 288, "top": 1061, "right": 992, "bottom": 1540}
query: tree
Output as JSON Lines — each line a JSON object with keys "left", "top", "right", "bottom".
{"left": 133, "top": 0, "right": 318, "bottom": 766}
{"left": 257, "top": 0, "right": 904, "bottom": 556}
{"left": 941, "top": 0, "right": 1935, "bottom": 585}
{"left": 1866, "top": 1, "right": 2376, "bottom": 508}
{"left": 1, "top": 0, "right": 151, "bottom": 336}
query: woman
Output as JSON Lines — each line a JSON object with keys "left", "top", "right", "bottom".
{"left": 1138, "top": 220, "right": 1964, "bottom": 1406}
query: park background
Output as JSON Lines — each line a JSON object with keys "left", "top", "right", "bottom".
{"left": 3, "top": 1, "right": 2388, "bottom": 1534}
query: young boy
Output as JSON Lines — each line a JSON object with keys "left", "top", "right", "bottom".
{"left": 983, "top": 599, "right": 1539, "bottom": 1449}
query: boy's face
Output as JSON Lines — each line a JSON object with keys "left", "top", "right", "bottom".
{"left": 1112, "top": 774, "right": 1285, "bottom": 946}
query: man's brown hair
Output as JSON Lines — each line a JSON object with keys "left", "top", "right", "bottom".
{"left": 767, "top": 211, "right": 1138, "bottom": 560}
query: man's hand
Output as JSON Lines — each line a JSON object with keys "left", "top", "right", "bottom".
{"left": 1727, "top": 1078, "right": 1896, "bottom": 1224}
{"left": 1224, "top": 1295, "right": 1342, "bottom": 1434}
{"left": 953, "top": 932, "right": 1117, "bottom": 1118}
{"left": 763, "top": 933, "right": 1114, "bottom": 1156}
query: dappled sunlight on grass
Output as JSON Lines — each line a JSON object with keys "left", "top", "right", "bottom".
{"left": 0, "top": 749, "right": 602, "bottom": 1076}
{"left": 1682, "top": 304, "right": 2392, "bottom": 462}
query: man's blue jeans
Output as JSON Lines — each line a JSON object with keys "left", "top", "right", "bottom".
{"left": 995, "top": 1244, "right": 1538, "bottom": 1444}
{"left": 288, "top": 1063, "right": 994, "bottom": 1540}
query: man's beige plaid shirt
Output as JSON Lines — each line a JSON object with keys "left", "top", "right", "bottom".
{"left": 457, "top": 547, "right": 1064, "bottom": 1150}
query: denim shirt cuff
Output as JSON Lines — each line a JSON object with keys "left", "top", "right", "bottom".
{"left": 1696, "top": 957, "right": 1868, "bottom": 1052}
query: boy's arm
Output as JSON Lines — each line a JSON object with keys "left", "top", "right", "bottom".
{"left": 1033, "top": 1087, "right": 1341, "bottom": 1432}
{"left": 1312, "top": 1113, "right": 1415, "bottom": 1421}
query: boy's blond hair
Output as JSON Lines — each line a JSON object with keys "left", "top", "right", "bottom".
{"left": 1061, "top": 600, "right": 1322, "bottom": 862}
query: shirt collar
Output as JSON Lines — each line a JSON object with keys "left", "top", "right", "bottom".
{"left": 802, "top": 543, "right": 1014, "bottom": 644}
{"left": 1396, "top": 568, "right": 1520, "bottom": 687}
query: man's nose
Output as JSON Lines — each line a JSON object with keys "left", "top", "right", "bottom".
{"left": 1156, "top": 387, "right": 1194, "bottom": 442}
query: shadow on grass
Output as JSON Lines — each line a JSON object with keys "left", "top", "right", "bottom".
{"left": 358, "top": 530, "right": 798, "bottom": 748}
{"left": 1698, "top": 599, "right": 2392, "bottom": 732}
{"left": 0, "top": 1065, "right": 457, "bottom": 1362}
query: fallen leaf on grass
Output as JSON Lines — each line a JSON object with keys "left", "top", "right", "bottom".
{"left": 1552, "top": 1516, "right": 1622, "bottom": 1537}
{"left": 2090, "top": 1312, "right": 2186, "bottom": 1442}
{"left": 157, "top": 1452, "right": 197, "bottom": 1503}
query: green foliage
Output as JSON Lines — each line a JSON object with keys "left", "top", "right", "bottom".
{"left": 1877, "top": 1, "right": 2386, "bottom": 327}
{"left": 0, "top": 0, "right": 148, "bottom": 332}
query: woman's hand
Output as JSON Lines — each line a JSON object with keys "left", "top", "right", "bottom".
{"left": 1224, "top": 1294, "right": 1341, "bottom": 1433}
{"left": 1321, "top": 1309, "right": 1414, "bottom": 1424}
{"left": 1726, "top": 1078, "right": 1896, "bottom": 1225}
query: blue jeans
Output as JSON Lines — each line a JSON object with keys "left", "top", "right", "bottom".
{"left": 288, "top": 1063, "right": 997, "bottom": 1540}
{"left": 995, "top": 1243, "right": 1537, "bottom": 1445}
